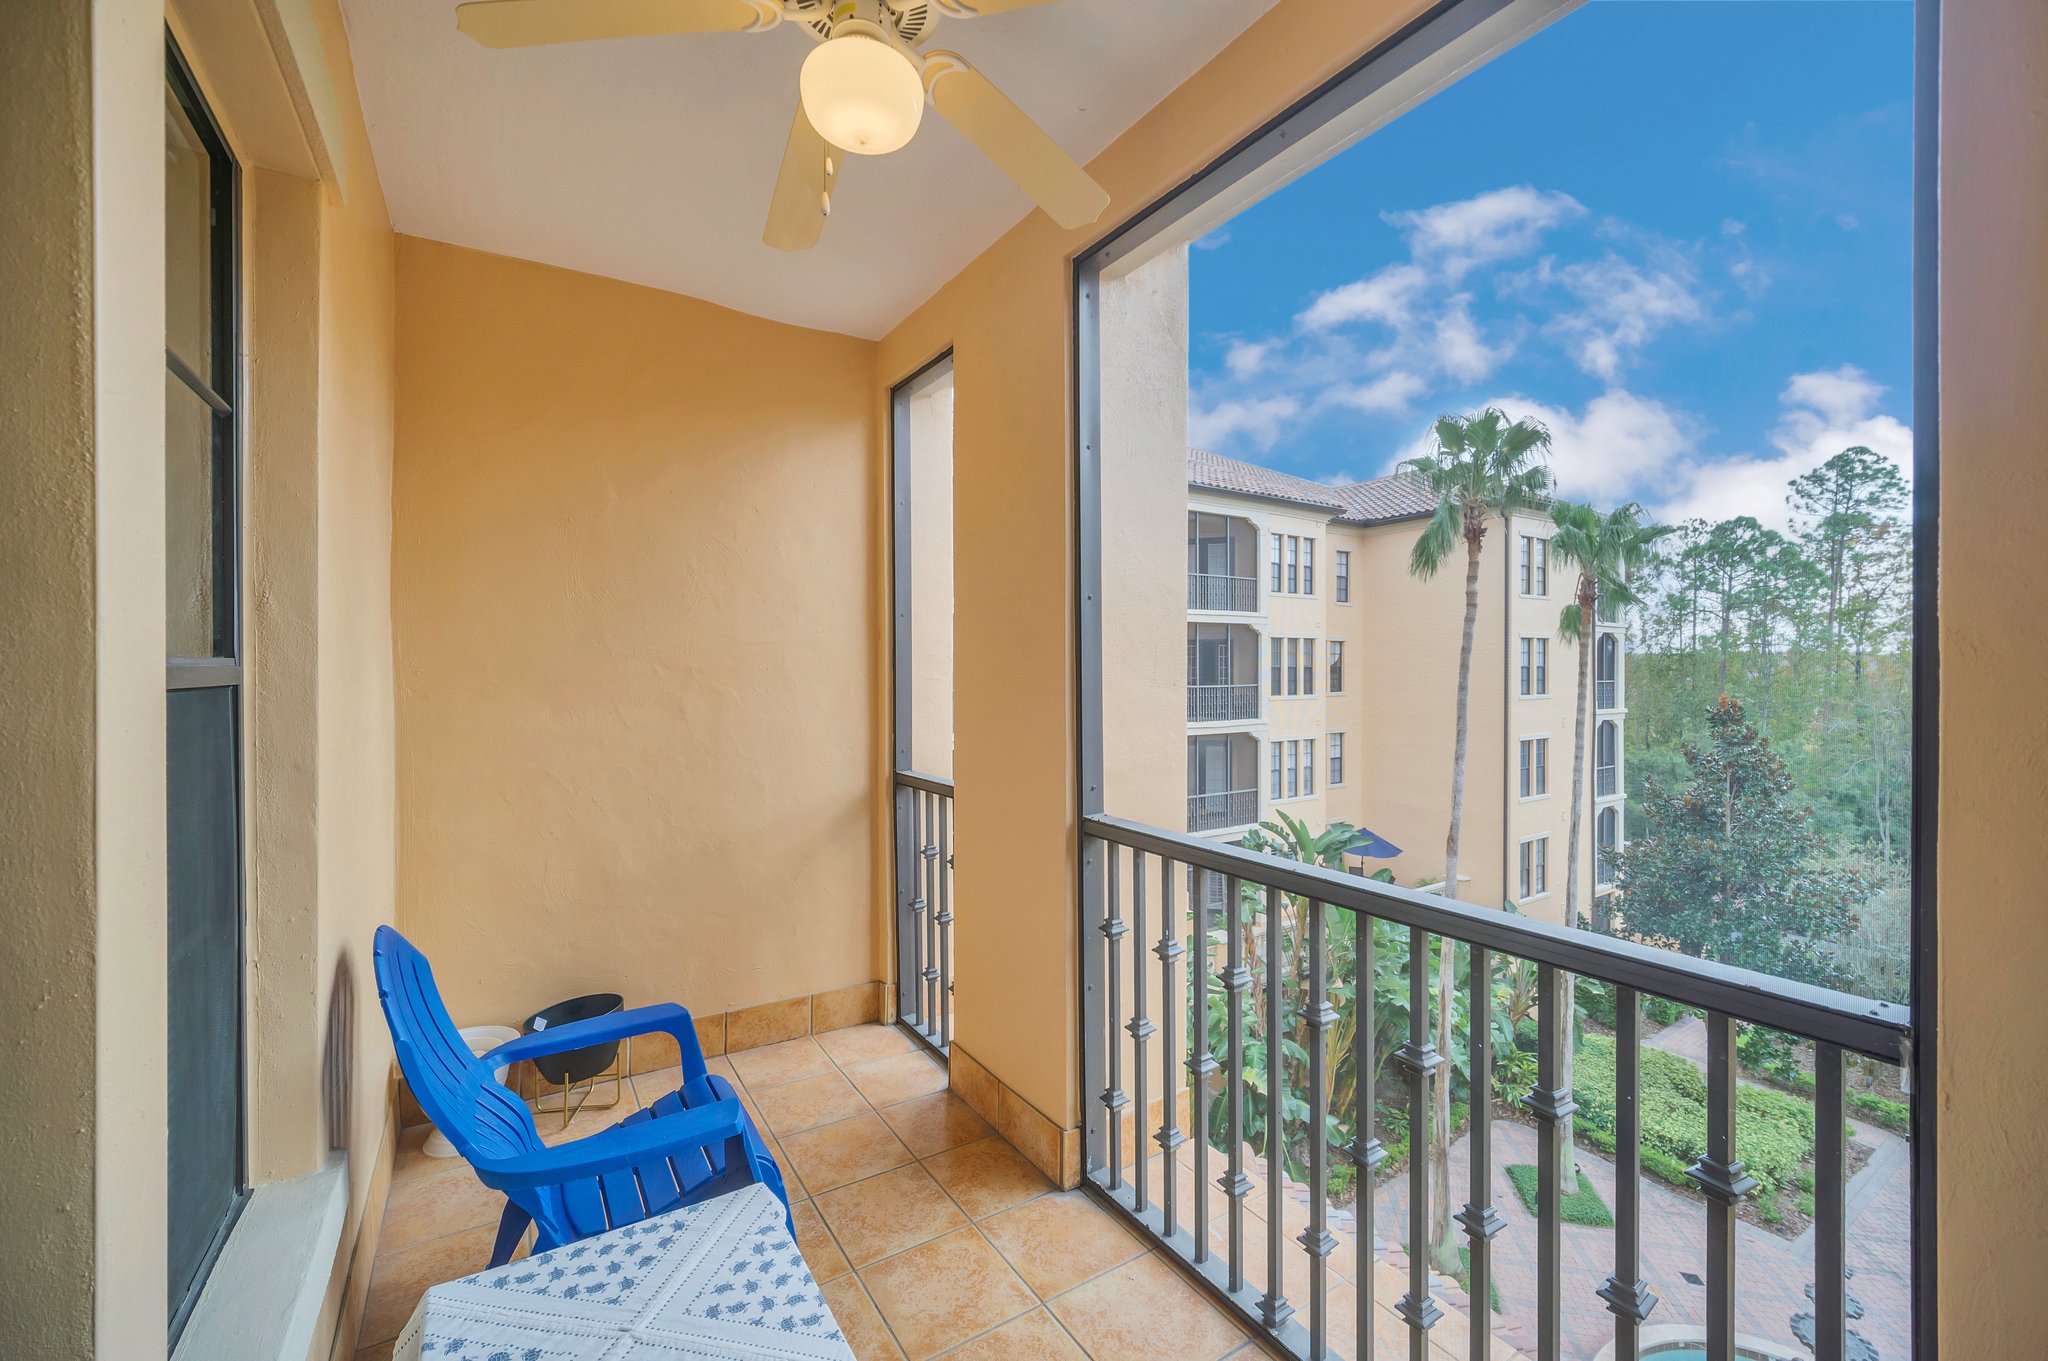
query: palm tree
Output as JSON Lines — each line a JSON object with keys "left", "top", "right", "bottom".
{"left": 1402, "top": 408, "right": 1553, "bottom": 1274}
{"left": 1549, "top": 500, "right": 1669, "bottom": 1181}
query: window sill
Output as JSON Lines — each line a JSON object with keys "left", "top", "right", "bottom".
{"left": 171, "top": 1153, "right": 348, "bottom": 1361}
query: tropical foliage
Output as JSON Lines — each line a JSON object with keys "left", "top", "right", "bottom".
{"left": 1401, "top": 407, "right": 1554, "bottom": 1272}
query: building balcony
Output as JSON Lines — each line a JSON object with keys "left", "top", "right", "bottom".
{"left": 1187, "top": 787, "right": 1259, "bottom": 833}
{"left": 1188, "top": 571, "right": 1259, "bottom": 613}
{"left": 1188, "top": 682, "right": 1260, "bottom": 723}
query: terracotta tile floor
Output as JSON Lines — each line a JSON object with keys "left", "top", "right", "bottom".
{"left": 353, "top": 1027, "right": 1276, "bottom": 1361}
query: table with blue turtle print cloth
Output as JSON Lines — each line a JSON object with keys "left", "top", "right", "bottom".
{"left": 391, "top": 1183, "right": 854, "bottom": 1361}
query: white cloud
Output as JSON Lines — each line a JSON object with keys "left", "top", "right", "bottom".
{"left": 1297, "top": 264, "right": 1427, "bottom": 332}
{"left": 1224, "top": 339, "right": 1275, "bottom": 379}
{"left": 1780, "top": 365, "right": 1884, "bottom": 427}
{"left": 1328, "top": 370, "right": 1427, "bottom": 415}
{"left": 1383, "top": 186, "right": 1586, "bottom": 281}
{"left": 1544, "top": 252, "right": 1706, "bottom": 380}
{"left": 1385, "top": 389, "right": 1698, "bottom": 506}
{"left": 1433, "top": 295, "right": 1510, "bottom": 382}
{"left": 1373, "top": 369, "right": 1906, "bottom": 530}
{"left": 1654, "top": 366, "right": 1910, "bottom": 529}
{"left": 1193, "top": 229, "right": 1231, "bottom": 250}
{"left": 1188, "top": 394, "right": 1303, "bottom": 451}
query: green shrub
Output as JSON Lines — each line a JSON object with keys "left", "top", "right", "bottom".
{"left": 1513, "top": 1016, "right": 1539, "bottom": 1054}
{"left": 1644, "top": 996, "right": 1688, "bottom": 1026}
{"left": 1578, "top": 979, "right": 1618, "bottom": 1029}
{"left": 1504, "top": 1163, "right": 1615, "bottom": 1227}
{"left": 1326, "top": 1162, "right": 1357, "bottom": 1202}
{"left": 1849, "top": 1091, "right": 1911, "bottom": 1133}
{"left": 1573, "top": 1034, "right": 1815, "bottom": 1205}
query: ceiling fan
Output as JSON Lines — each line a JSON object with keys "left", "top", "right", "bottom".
{"left": 453, "top": 0, "right": 1112, "bottom": 251}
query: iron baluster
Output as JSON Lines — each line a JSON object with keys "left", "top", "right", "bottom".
{"left": 1598, "top": 986, "right": 1656, "bottom": 1360}
{"left": 1456, "top": 944, "right": 1505, "bottom": 1361}
{"left": 1688, "top": 1012, "right": 1755, "bottom": 1361}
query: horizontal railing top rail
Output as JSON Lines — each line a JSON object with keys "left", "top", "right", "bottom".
{"left": 894, "top": 768, "right": 954, "bottom": 797}
{"left": 1084, "top": 811, "right": 1910, "bottom": 1062}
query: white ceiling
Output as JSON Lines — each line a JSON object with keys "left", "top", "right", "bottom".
{"left": 338, "top": 0, "right": 1280, "bottom": 338}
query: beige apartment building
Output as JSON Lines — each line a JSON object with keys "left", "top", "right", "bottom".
{"left": 1186, "top": 450, "right": 1624, "bottom": 925}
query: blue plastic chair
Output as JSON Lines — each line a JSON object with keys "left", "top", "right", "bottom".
{"left": 372, "top": 925, "right": 791, "bottom": 1266}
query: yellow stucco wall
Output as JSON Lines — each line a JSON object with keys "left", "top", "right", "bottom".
{"left": 0, "top": 1, "right": 130, "bottom": 1351}
{"left": 1935, "top": 0, "right": 2048, "bottom": 1349}
{"left": 390, "top": 238, "right": 881, "bottom": 1027}
{"left": 4, "top": 0, "right": 2044, "bottom": 1352}
{"left": 876, "top": 0, "right": 1444, "bottom": 1129}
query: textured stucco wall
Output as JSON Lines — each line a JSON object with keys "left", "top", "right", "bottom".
{"left": 0, "top": 2, "right": 110, "bottom": 1352}
{"left": 1935, "top": 0, "right": 2048, "bottom": 1349}
{"left": 876, "top": 0, "right": 1444, "bottom": 1128}
{"left": 392, "top": 237, "right": 880, "bottom": 1026}
{"left": 308, "top": 0, "right": 400, "bottom": 1265}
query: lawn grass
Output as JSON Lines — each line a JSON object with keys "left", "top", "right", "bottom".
{"left": 1504, "top": 1162, "right": 1616, "bottom": 1227}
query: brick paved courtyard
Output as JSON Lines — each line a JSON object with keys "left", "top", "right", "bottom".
{"left": 1360, "top": 1015, "right": 1914, "bottom": 1361}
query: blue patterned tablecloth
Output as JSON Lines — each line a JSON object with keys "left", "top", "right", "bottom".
{"left": 392, "top": 1183, "right": 854, "bottom": 1360}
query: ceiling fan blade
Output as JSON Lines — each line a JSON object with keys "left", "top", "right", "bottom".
{"left": 456, "top": 0, "right": 778, "bottom": 48}
{"left": 931, "top": 0, "right": 1071, "bottom": 14}
{"left": 764, "top": 101, "right": 835, "bottom": 253}
{"left": 922, "top": 51, "right": 1109, "bottom": 231}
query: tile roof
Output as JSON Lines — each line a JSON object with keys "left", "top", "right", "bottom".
{"left": 1187, "top": 449, "right": 1438, "bottom": 525}
{"left": 1186, "top": 448, "right": 1343, "bottom": 510}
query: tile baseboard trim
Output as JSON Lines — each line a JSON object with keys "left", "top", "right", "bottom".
{"left": 948, "top": 1043, "right": 1083, "bottom": 1191}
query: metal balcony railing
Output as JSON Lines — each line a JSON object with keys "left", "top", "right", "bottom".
{"left": 1080, "top": 815, "right": 1910, "bottom": 1361}
{"left": 1189, "top": 573, "right": 1258, "bottom": 612}
{"left": 1187, "top": 788, "right": 1257, "bottom": 833}
{"left": 1597, "top": 679, "right": 1618, "bottom": 711}
{"left": 1188, "top": 684, "right": 1259, "bottom": 723}
{"left": 1597, "top": 763, "right": 1618, "bottom": 798}
{"left": 893, "top": 770, "right": 954, "bottom": 1054}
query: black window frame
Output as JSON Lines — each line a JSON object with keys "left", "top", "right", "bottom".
{"left": 164, "top": 30, "right": 248, "bottom": 1350}
{"left": 1073, "top": 1, "right": 1940, "bottom": 1350}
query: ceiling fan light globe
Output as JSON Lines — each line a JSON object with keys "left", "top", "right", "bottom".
{"left": 800, "top": 33, "right": 925, "bottom": 156}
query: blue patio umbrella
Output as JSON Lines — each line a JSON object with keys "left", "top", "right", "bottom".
{"left": 1344, "top": 826, "right": 1403, "bottom": 859}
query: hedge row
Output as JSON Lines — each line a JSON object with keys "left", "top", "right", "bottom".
{"left": 1572, "top": 1034, "right": 1817, "bottom": 1204}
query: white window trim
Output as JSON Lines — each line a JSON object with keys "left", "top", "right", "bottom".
{"left": 1328, "top": 639, "right": 1346, "bottom": 695}
{"left": 1329, "top": 731, "right": 1346, "bottom": 787}
{"left": 1518, "top": 634, "right": 1551, "bottom": 698}
{"left": 1517, "top": 832, "right": 1552, "bottom": 902}
{"left": 1517, "top": 733, "right": 1552, "bottom": 802}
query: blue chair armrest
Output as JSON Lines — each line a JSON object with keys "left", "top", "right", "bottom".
{"left": 478, "top": 1098, "right": 751, "bottom": 1190}
{"left": 484, "top": 1003, "right": 708, "bottom": 1082}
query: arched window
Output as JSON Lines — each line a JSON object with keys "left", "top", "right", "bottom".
{"left": 1597, "top": 806, "right": 1620, "bottom": 885}
{"left": 1596, "top": 634, "right": 1619, "bottom": 710}
{"left": 1596, "top": 720, "right": 1618, "bottom": 797}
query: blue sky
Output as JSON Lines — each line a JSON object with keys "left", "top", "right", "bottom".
{"left": 1187, "top": 0, "right": 1915, "bottom": 530}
